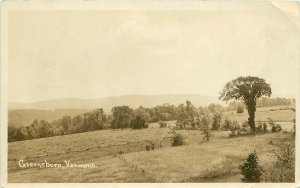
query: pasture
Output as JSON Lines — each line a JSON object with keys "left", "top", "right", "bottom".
{"left": 8, "top": 106, "right": 295, "bottom": 182}
{"left": 8, "top": 126, "right": 294, "bottom": 182}
{"left": 224, "top": 107, "right": 295, "bottom": 123}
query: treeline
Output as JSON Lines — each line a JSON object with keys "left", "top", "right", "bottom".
{"left": 8, "top": 109, "right": 109, "bottom": 142}
{"left": 8, "top": 101, "right": 225, "bottom": 142}
{"left": 8, "top": 97, "right": 294, "bottom": 142}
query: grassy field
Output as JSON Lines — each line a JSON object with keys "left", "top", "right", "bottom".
{"left": 8, "top": 106, "right": 295, "bottom": 182}
{"left": 8, "top": 126, "right": 294, "bottom": 182}
{"left": 224, "top": 107, "right": 295, "bottom": 122}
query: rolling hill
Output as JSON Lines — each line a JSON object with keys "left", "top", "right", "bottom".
{"left": 9, "top": 94, "right": 220, "bottom": 111}
{"left": 8, "top": 94, "right": 220, "bottom": 127}
{"left": 8, "top": 109, "right": 91, "bottom": 127}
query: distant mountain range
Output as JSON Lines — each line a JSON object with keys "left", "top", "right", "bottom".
{"left": 9, "top": 94, "right": 221, "bottom": 111}
{"left": 8, "top": 94, "right": 221, "bottom": 127}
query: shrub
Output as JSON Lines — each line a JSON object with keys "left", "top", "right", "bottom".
{"left": 267, "top": 118, "right": 282, "bottom": 133}
{"left": 240, "top": 121, "right": 251, "bottom": 133}
{"left": 145, "top": 144, "right": 150, "bottom": 151}
{"left": 256, "top": 121, "right": 263, "bottom": 133}
{"left": 237, "top": 106, "right": 244, "bottom": 113}
{"left": 229, "top": 130, "right": 236, "bottom": 137}
{"left": 223, "top": 118, "right": 232, "bottom": 130}
{"left": 228, "top": 121, "right": 252, "bottom": 137}
{"left": 241, "top": 121, "right": 248, "bottom": 128}
{"left": 171, "top": 131, "right": 184, "bottom": 146}
{"left": 263, "top": 122, "right": 268, "bottom": 132}
{"left": 146, "top": 143, "right": 155, "bottom": 151}
{"left": 229, "top": 121, "right": 240, "bottom": 131}
{"left": 151, "top": 143, "right": 155, "bottom": 150}
{"left": 239, "top": 152, "right": 263, "bottom": 182}
{"left": 263, "top": 142, "right": 295, "bottom": 182}
{"left": 211, "top": 113, "right": 222, "bottom": 130}
{"left": 159, "top": 121, "right": 167, "bottom": 128}
{"left": 271, "top": 124, "right": 282, "bottom": 132}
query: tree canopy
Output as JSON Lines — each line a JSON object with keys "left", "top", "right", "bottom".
{"left": 219, "top": 76, "right": 271, "bottom": 106}
{"left": 219, "top": 76, "right": 272, "bottom": 132}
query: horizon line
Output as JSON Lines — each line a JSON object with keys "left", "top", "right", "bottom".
{"left": 8, "top": 93, "right": 295, "bottom": 104}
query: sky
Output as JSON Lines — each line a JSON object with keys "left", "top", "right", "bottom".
{"left": 8, "top": 2, "right": 300, "bottom": 103}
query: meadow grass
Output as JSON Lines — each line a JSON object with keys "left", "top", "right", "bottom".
{"left": 8, "top": 126, "right": 294, "bottom": 182}
{"left": 223, "top": 109, "right": 295, "bottom": 122}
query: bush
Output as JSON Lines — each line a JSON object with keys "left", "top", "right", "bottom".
{"left": 145, "top": 144, "right": 150, "bottom": 151}
{"left": 171, "top": 130, "right": 184, "bottom": 146}
{"left": 263, "top": 122, "right": 268, "bottom": 132}
{"left": 211, "top": 113, "right": 222, "bottom": 130}
{"left": 145, "top": 143, "right": 155, "bottom": 151}
{"left": 237, "top": 106, "right": 244, "bottom": 113}
{"left": 239, "top": 121, "right": 250, "bottom": 133}
{"left": 222, "top": 118, "right": 232, "bottom": 130}
{"left": 159, "top": 121, "right": 167, "bottom": 128}
{"left": 229, "top": 121, "right": 240, "bottom": 131}
{"left": 256, "top": 121, "right": 263, "bottom": 133}
{"left": 268, "top": 118, "right": 282, "bottom": 132}
{"left": 241, "top": 121, "right": 248, "bottom": 128}
{"left": 239, "top": 152, "right": 263, "bottom": 182}
{"left": 263, "top": 142, "right": 295, "bottom": 182}
{"left": 271, "top": 124, "right": 282, "bottom": 132}
{"left": 229, "top": 130, "right": 236, "bottom": 137}
{"left": 228, "top": 121, "right": 252, "bottom": 137}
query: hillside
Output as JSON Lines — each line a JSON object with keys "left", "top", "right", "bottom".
{"left": 8, "top": 128, "right": 294, "bottom": 182}
{"left": 8, "top": 109, "right": 90, "bottom": 127}
{"left": 9, "top": 94, "right": 220, "bottom": 111}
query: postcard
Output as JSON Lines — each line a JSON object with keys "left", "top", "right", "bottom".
{"left": 1, "top": 0, "right": 299, "bottom": 187}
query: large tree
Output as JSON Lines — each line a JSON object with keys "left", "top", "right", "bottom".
{"left": 219, "top": 76, "right": 271, "bottom": 132}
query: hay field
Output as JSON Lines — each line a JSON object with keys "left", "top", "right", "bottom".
{"left": 223, "top": 108, "right": 295, "bottom": 122}
{"left": 8, "top": 127, "right": 294, "bottom": 182}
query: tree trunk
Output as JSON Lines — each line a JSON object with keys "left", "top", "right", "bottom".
{"left": 247, "top": 103, "right": 256, "bottom": 133}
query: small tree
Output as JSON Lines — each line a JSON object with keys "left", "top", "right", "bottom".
{"left": 237, "top": 106, "right": 244, "bottom": 113}
{"left": 211, "top": 113, "right": 222, "bottom": 130}
{"left": 176, "top": 100, "right": 198, "bottom": 130}
{"left": 222, "top": 118, "right": 232, "bottom": 130}
{"left": 171, "top": 130, "right": 184, "bottom": 146}
{"left": 239, "top": 152, "right": 263, "bottom": 182}
{"left": 200, "top": 115, "right": 211, "bottom": 141}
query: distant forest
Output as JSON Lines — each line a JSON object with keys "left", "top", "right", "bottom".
{"left": 8, "top": 97, "right": 294, "bottom": 142}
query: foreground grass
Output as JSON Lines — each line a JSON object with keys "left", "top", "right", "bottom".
{"left": 8, "top": 128, "right": 294, "bottom": 183}
{"left": 123, "top": 133, "right": 292, "bottom": 182}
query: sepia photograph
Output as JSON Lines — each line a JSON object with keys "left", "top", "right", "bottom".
{"left": 1, "top": 0, "right": 299, "bottom": 186}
